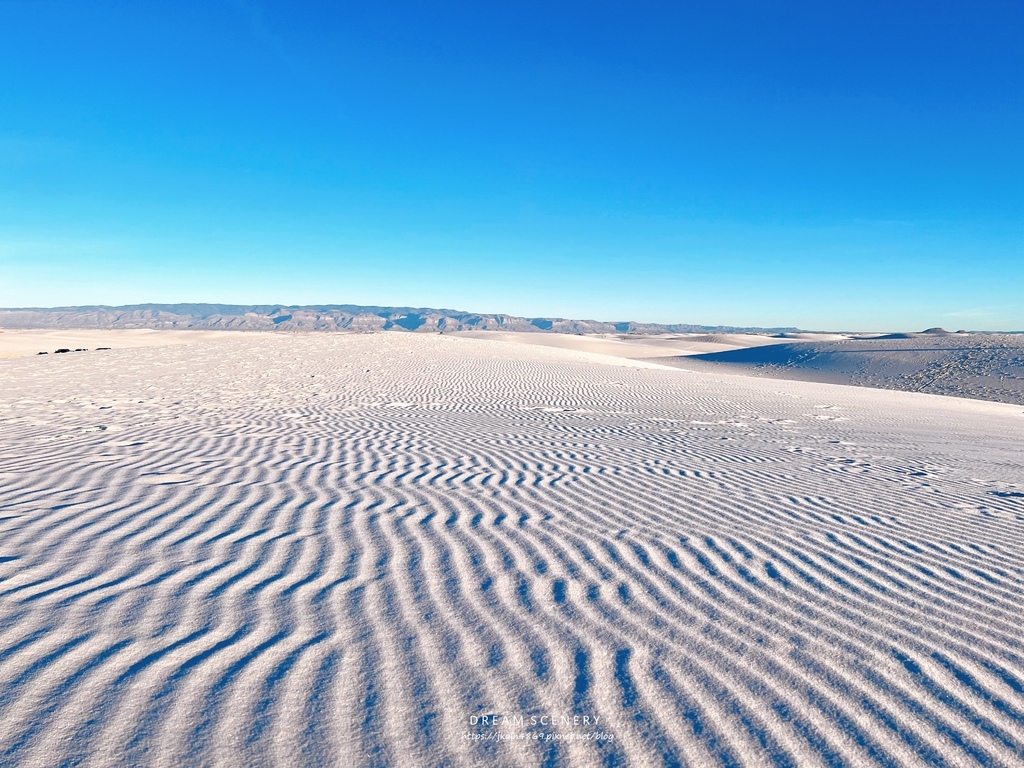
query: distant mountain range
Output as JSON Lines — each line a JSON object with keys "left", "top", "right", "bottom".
{"left": 0, "top": 303, "right": 799, "bottom": 334}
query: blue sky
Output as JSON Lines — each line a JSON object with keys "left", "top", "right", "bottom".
{"left": 1, "top": 1, "right": 1021, "bottom": 330}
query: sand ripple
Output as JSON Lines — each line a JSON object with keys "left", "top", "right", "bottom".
{"left": 0, "top": 333, "right": 1022, "bottom": 767}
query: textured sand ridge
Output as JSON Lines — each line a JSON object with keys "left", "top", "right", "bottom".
{"left": 0, "top": 333, "right": 1022, "bottom": 767}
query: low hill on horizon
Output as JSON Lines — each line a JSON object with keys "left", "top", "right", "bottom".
{"left": 0, "top": 303, "right": 800, "bottom": 335}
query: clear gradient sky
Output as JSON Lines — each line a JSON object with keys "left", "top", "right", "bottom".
{"left": 1, "top": 1, "right": 1021, "bottom": 330}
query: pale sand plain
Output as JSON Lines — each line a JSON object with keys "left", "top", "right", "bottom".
{"left": 1, "top": 331, "right": 1023, "bottom": 767}
{"left": 0, "top": 328, "right": 242, "bottom": 358}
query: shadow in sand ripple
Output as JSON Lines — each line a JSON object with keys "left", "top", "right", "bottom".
{"left": 1, "top": 332, "right": 1022, "bottom": 766}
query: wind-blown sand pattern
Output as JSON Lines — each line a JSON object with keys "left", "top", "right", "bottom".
{"left": 1, "top": 333, "right": 1022, "bottom": 767}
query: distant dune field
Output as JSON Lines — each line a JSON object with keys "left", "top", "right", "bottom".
{"left": 1, "top": 332, "right": 1022, "bottom": 767}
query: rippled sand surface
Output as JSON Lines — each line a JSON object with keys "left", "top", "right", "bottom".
{"left": 1, "top": 332, "right": 1022, "bottom": 767}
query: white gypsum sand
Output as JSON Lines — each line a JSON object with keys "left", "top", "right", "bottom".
{"left": 0, "top": 328, "right": 246, "bottom": 359}
{"left": 0, "top": 331, "right": 1022, "bottom": 767}
{"left": 452, "top": 330, "right": 797, "bottom": 359}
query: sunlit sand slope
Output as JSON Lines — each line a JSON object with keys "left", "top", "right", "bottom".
{"left": 0, "top": 333, "right": 1022, "bottom": 767}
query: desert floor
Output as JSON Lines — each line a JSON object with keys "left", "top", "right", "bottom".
{"left": 0, "top": 328, "right": 241, "bottom": 359}
{"left": 1, "top": 331, "right": 1022, "bottom": 767}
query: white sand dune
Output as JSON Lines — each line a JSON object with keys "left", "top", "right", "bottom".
{"left": 659, "top": 334, "right": 1024, "bottom": 406}
{"left": 453, "top": 331, "right": 791, "bottom": 359}
{"left": 0, "top": 328, "right": 244, "bottom": 358}
{"left": 1, "top": 332, "right": 1023, "bottom": 767}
